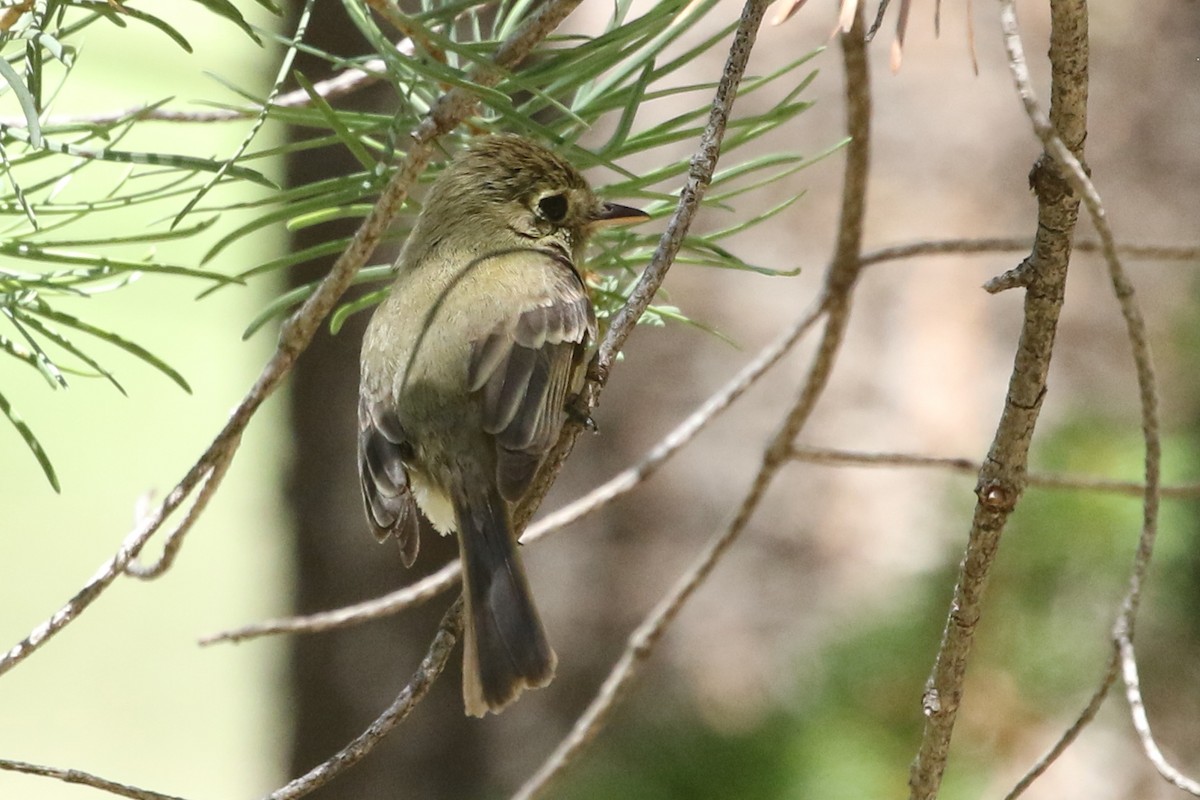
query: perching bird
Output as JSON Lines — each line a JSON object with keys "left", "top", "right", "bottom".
{"left": 358, "top": 134, "right": 648, "bottom": 716}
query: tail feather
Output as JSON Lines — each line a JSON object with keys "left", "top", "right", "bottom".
{"left": 453, "top": 483, "right": 556, "bottom": 717}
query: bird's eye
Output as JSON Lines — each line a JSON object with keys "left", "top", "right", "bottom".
{"left": 537, "top": 193, "right": 569, "bottom": 223}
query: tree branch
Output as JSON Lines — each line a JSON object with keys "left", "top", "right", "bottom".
{"left": 1003, "top": 649, "right": 1120, "bottom": 800}
{"left": 512, "top": 2, "right": 777, "bottom": 536}
{"left": 908, "top": 0, "right": 1088, "bottom": 795}
{"left": 261, "top": 599, "right": 463, "bottom": 800}
{"left": 0, "top": 760, "right": 188, "bottom": 800}
{"left": 789, "top": 445, "right": 1200, "bottom": 498}
{"left": 858, "top": 237, "right": 1200, "bottom": 267}
{"left": 1117, "top": 635, "right": 1200, "bottom": 795}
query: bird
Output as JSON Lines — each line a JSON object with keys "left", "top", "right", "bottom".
{"left": 358, "top": 134, "right": 648, "bottom": 716}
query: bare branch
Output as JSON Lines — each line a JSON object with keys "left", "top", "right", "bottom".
{"left": 125, "top": 434, "right": 239, "bottom": 579}
{"left": 0, "top": 0, "right": 584, "bottom": 680}
{"left": 789, "top": 445, "right": 1200, "bottom": 499}
{"left": 200, "top": 559, "right": 460, "bottom": 645}
{"left": 263, "top": 598, "right": 463, "bottom": 800}
{"left": 512, "top": 9, "right": 870, "bottom": 798}
{"left": 859, "top": 237, "right": 1200, "bottom": 266}
{"left": 513, "top": 0, "right": 778, "bottom": 543}
{"left": 1116, "top": 634, "right": 1200, "bottom": 796}
{"left": 0, "top": 759, "right": 188, "bottom": 800}
{"left": 908, "top": 1, "right": 1089, "bottom": 795}
{"left": 1004, "top": 649, "right": 1119, "bottom": 800}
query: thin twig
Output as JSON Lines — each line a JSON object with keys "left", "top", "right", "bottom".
{"left": 1116, "top": 634, "right": 1200, "bottom": 796}
{"left": 593, "top": 8, "right": 763, "bottom": 380}
{"left": 0, "top": 760, "right": 188, "bottom": 800}
{"left": 858, "top": 237, "right": 1200, "bottom": 266}
{"left": 1004, "top": 648, "right": 1119, "bottom": 800}
{"left": 0, "top": 0, "right": 584, "bottom": 680}
{"left": 262, "top": 599, "right": 463, "bottom": 800}
{"left": 201, "top": 559, "right": 460, "bottom": 645}
{"left": 512, "top": 9, "right": 869, "bottom": 798}
{"left": 513, "top": 0, "right": 773, "bottom": 536}
{"left": 789, "top": 445, "right": 1200, "bottom": 498}
{"left": 908, "top": 1, "right": 1089, "bottom": 795}
{"left": 125, "top": 433, "right": 239, "bottom": 578}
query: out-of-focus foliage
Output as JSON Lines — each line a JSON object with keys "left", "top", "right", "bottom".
{"left": 553, "top": 413, "right": 1200, "bottom": 799}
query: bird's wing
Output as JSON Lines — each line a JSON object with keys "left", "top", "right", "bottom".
{"left": 467, "top": 255, "right": 595, "bottom": 502}
{"left": 358, "top": 394, "right": 421, "bottom": 567}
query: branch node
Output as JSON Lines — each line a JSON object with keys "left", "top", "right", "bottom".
{"left": 975, "top": 480, "right": 1019, "bottom": 512}
{"left": 983, "top": 256, "right": 1035, "bottom": 293}
{"left": 1028, "top": 154, "right": 1076, "bottom": 205}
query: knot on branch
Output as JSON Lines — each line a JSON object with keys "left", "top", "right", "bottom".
{"left": 922, "top": 686, "right": 942, "bottom": 717}
{"left": 984, "top": 256, "right": 1034, "bottom": 293}
{"left": 976, "top": 478, "right": 1019, "bottom": 512}
{"left": 1028, "top": 154, "right": 1075, "bottom": 206}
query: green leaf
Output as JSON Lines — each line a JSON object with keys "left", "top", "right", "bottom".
{"left": 242, "top": 265, "right": 394, "bottom": 339}
{"left": 599, "top": 59, "right": 655, "bottom": 156}
{"left": 0, "top": 306, "right": 67, "bottom": 389}
{"left": 185, "top": 0, "right": 262, "bottom": 43}
{"left": 0, "top": 388, "right": 59, "bottom": 492}
{"left": 2, "top": 126, "right": 274, "bottom": 186}
{"left": 293, "top": 71, "right": 377, "bottom": 172}
{"left": 104, "top": 5, "right": 194, "bottom": 52}
{"left": 9, "top": 310, "right": 127, "bottom": 395}
{"left": 329, "top": 286, "right": 389, "bottom": 334}
{"left": 0, "top": 243, "right": 242, "bottom": 285}
{"left": 25, "top": 305, "right": 191, "bottom": 393}
{"left": 0, "top": 59, "right": 43, "bottom": 148}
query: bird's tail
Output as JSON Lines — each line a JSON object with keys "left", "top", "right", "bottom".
{"left": 452, "top": 481, "right": 556, "bottom": 717}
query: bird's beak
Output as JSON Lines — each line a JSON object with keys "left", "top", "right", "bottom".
{"left": 589, "top": 201, "right": 650, "bottom": 229}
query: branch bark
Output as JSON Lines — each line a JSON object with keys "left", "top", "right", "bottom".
{"left": 0, "top": 760, "right": 187, "bottom": 800}
{"left": 908, "top": 1, "right": 1089, "bottom": 796}
{"left": 262, "top": 599, "right": 464, "bottom": 800}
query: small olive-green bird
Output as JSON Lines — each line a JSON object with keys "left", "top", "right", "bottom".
{"left": 358, "top": 134, "right": 647, "bottom": 716}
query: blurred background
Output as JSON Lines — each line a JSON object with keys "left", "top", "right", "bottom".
{"left": 1, "top": 1, "right": 1198, "bottom": 799}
